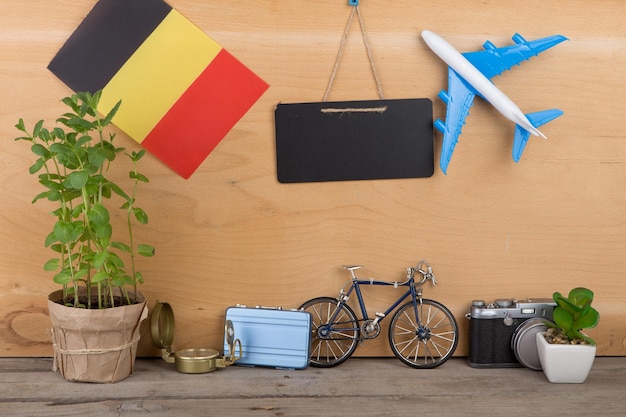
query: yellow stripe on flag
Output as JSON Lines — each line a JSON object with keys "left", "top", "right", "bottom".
{"left": 99, "top": 10, "right": 222, "bottom": 143}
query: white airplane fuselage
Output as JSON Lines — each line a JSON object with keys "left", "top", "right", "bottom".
{"left": 422, "top": 30, "right": 544, "bottom": 138}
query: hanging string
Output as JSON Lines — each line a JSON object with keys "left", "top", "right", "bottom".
{"left": 322, "top": 5, "right": 385, "bottom": 102}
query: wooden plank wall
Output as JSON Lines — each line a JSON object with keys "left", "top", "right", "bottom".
{"left": 1, "top": 0, "right": 625, "bottom": 358}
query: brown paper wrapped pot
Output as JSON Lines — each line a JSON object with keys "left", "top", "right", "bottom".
{"left": 48, "top": 288, "right": 148, "bottom": 383}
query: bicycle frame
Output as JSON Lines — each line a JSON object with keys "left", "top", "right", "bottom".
{"left": 332, "top": 275, "right": 423, "bottom": 335}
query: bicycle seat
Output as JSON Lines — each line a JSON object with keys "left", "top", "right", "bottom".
{"left": 343, "top": 265, "right": 363, "bottom": 271}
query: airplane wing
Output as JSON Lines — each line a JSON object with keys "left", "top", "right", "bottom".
{"left": 434, "top": 69, "right": 477, "bottom": 174}
{"left": 462, "top": 34, "right": 568, "bottom": 80}
{"left": 434, "top": 33, "right": 567, "bottom": 174}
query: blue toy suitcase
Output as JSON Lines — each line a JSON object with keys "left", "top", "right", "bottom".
{"left": 224, "top": 306, "right": 312, "bottom": 369}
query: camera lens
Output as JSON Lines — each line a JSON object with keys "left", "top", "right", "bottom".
{"left": 512, "top": 318, "right": 548, "bottom": 370}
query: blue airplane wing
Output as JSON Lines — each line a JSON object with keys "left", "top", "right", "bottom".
{"left": 434, "top": 33, "right": 567, "bottom": 174}
{"left": 462, "top": 34, "right": 568, "bottom": 80}
{"left": 434, "top": 68, "right": 478, "bottom": 174}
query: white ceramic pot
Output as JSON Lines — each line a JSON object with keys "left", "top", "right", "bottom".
{"left": 536, "top": 332, "right": 596, "bottom": 383}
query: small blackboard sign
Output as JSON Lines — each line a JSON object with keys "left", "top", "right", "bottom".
{"left": 275, "top": 98, "right": 433, "bottom": 183}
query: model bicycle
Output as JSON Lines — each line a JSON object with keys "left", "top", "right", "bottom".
{"left": 299, "top": 260, "right": 458, "bottom": 368}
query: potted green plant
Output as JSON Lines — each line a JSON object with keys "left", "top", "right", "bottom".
{"left": 14, "top": 90, "right": 155, "bottom": 383}
{"left": 536, "top": 287, "right": 600, "bottom": 383}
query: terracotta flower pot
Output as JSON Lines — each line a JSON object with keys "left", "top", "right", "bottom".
{"left": 536, "top": 332, "right": 596, "bottom": 383}
{"left": 48, "top": 288, "right": 148, "bottom": 383}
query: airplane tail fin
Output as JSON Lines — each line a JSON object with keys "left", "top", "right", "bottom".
{"left": 513, "top": 109, "right": 563, "bottom": 162}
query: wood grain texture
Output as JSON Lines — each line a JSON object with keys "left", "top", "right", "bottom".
{"left": 1, "top": 0, "right": 625, "bottom": 358}
{"left": 0, "top": 357, "right": 625, "bottom": 416}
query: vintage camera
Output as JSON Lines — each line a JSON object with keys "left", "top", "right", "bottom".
{"left": 467, "top": 298, "right": 555, "bottom": 368}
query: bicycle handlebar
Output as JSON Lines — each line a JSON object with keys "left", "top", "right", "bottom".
{"left": 411, "top": 259, "right": 437, "bottom": 286}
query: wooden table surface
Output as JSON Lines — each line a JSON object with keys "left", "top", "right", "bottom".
{"left": 1, "top": 356, "right": 625, "bottom": 416}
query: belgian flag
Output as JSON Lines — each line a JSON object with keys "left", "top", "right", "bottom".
{"left": 48, "top": 0, "right": 269, "bottom": 179}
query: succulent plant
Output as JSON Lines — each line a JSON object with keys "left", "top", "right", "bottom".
{"left": 547, "top": 287, "right": 600, "bottom": 345}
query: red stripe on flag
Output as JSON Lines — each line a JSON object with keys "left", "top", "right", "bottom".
{"left": 142, "top": 49, "right": 268, "bottom": 179}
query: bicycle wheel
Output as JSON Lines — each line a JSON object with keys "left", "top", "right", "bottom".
{"left": 299, "top": 297, "right": 359, "bottom": 367}
{"left": 388, "top": 299, "right": 458, "bottom": 368}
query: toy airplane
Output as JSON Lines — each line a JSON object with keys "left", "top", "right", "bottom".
{"left": 421, "top": 30, "right": 568, "bottom": 174}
